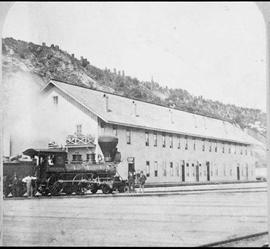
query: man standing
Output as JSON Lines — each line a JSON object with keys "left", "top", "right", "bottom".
{"left": 138, "top": 171, "right": 147, "bottom": 193}
{"left": 128, "top": 172, "right": 135, "bottom": 193}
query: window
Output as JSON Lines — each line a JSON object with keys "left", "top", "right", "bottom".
{"left": 234, "top": 144, "right": 237, "bottom": 154}
{"left": 72, "top": 154, "right": 82, "bottom": 162}
{"left": 202, "top": 139, "right": 205, "bottom": 152}
{"left": 240, "top": 145, "right": 243, "bottom": 155}
{"left": 87, "top": 153, "right": 95, "bottom": 163}
{"left": 193, "top": 138, "right": 196, "bottom": 150}
{"left": 223, "top": 165, "right": 226, "bottom": 176}
{"left": 126, "top": 129, "right": 131, "bottom": 144}
{"left": 222, "top": 143, "right": 225, "bottom": 153}
{"left": 230, "top": 169, "right": 232, "bottom": 176}
{"left": 169, "top": 135, "right": 173, "bottom": 148}
{"left": 209, "top": 141, "right": 212, "bottom": 152}
{"left": 215, "top": 141, "right": 217, "bottom": 152}
{"left": 170, "top": 162, "right": 174, "bottom": 176}
{"left": 228, "top": 144, "right": 231, "bottom": 154}
{"left": 146, "top": 161, "right": 150, "bottom": 177}
{"left": 185, "top": 136, "right": 188, "bottom": 150}
{"left": 162, "top": 134, "right": 166, "bottom": 148}
{"left": 176, "top": 163, "right": 180, "bottom": 177}
{"left": 154, "top": 161, "right": 158, "bottom": 177}
{"left": 177, "top": 136, "right": 180, "bottom": 149}
{"left": 76, "top": 124, "right": 82, "bottom": 134}
{"left": 163, "top": 161, "right": 167, "bottom": 176}
{"left": 153, "top": 132, "right": 157, "bottom": 147}
{"left": 145, "top": 131, "right": 149, "bottom": 146}
{"left": 113, "top": 125, "right": 118, "bottom": 136}
{"left": 245, "top": 147, "right": 247, "bottom": 155}
{"left": 53, "top": 95, "right": 58, "bottom": 105}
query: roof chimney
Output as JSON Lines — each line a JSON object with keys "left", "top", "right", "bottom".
{"left": 103, "top": 94, "right": 111, "bottom": 112}
{"left": 132, "top": 101, "right": 139, "bottom": 117}
{"left": 169, "top": 109, "right": 174, "bottom": 124}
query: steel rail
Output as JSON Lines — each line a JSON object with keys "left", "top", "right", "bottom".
{"left": 198, "top": 231, "right": 268, "bottom": 247}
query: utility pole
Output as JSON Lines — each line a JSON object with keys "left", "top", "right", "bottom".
{"left": 256, "top": 2, "right": 270, "bottom": 245}
{"left": 0, "top": 2, "right": 13, "bottom": 246}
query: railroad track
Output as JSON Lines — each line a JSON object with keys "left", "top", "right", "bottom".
{"left": 198, "top": 231, "right": 268, "bottom": 247}
{"left": 3, "top": 185, "right": 267, "bottom": 200}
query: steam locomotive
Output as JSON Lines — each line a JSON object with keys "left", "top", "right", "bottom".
{"left": 3, "top": 135, "right": 128, "bottom": 197}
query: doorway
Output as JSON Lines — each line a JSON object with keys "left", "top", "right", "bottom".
{"left": 237, "top": 165, "right": 240, "bottom": 180}
{"left": 206, "top": 161, "right": 210, "bottom": 181}
{"left": 196, "top": 163, "right": 199, "bottom": 182}
{"left": 181, "top": 161, "right": 185, "bottom": 182}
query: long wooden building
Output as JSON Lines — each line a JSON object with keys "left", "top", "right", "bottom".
{"left": 32, "top": 79, "right": 260, "bottom": 184}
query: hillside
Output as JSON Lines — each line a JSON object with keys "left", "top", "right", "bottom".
{"left": 2, "top": 37, "right": 266, "bottom": 137}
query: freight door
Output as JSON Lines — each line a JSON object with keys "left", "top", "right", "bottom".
{"left": 127, "top": 157, "right": 135, "bottom": 174}
{"left": 237, "top": 166, "right": 240, "bottom": 180}
{"left": 181, "top": 161, "right": 185, "bottom": 182}
{"left": 206, "top": 161, "right": 210, "bottom": 181}
{"left": 196, "top": 164, "right": 199, "bottom": 182}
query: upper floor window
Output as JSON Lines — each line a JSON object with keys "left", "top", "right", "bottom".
{"left": 153, "top": 132, "right": 157, "bottom": 147}
{"left": 162, "top": 134, "right": 166, "bottom": 148}
{"left": 222, "top": 143, "right": 225, "bottom": 153}
{"left": 112, "top": 125, "right": 118, "bottom": 136}
{"left": 214, "top": 141, "right": 217, "bottom": 152}
{"left": 126, "top": 129, "right": 131, "bottom": 144}
{"left": 177, "top": 136, "right": 181, "bottom": 149}
{"left": 76, "top": 124, "right": 82, "bottom": 134}
{"left": 185, "top": 136, "right": 188, "bottom": 150}
{"left": 202, "top": 139, "right": 205, "bottom": 152}
{"left": 228, "top": 144, "right": 231, "bottom": 154}
{"left": 145, "top": 131, "right": 149, "bottom": 146}
{"left": 209, "top": 141, "right": 212, "bottom": 152}
{"left": 53, "top": 95, "right": 58, "bottom": 105}
{"left": 169, "top": 135, "right": 173, "bottom": 148}
{"left": 193, "top": 138, "right": 196, "bottom": 150}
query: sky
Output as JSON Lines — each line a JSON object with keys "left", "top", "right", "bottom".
{"left": 2, "top": 2, "right": 267, "bottom": 111}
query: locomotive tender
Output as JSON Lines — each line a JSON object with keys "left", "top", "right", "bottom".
{"left": 3, "top": 135, "right": 128, "bottom": 197}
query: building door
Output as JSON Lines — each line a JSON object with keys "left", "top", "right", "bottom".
{"left": 127, "top": 157, "right": 135, "bottom": 174}
{"left": 128, "top": 163, "right": 135, "bottom": 173}
{"left": 237, "top": 166, "right": 240, "bottom": 180}
{"left": 196, "top": 164, "right": 199, "bottom": 182}
{"left": 181, "top": 161, "right": 185, "bottom": 182}
{"left": 206, "top": 161, "right": 210, "bottom": 181}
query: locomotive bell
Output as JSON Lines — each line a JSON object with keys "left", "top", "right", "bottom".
{"left": 98, "top": 136, "right": 119, "bottom": 162}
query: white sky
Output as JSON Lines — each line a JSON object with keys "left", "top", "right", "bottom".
{"left": 2, "top": 2, "right": 266, "bottom": 111}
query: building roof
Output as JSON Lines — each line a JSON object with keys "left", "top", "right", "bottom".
{"left": 42, "top": 80, "right": 261, "bottom": 146}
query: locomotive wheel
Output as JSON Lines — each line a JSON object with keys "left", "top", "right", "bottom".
{"left": 90, "top": 183, "right": 99, "bottom": 194}
{"left": 102, "top": 184, "right": 112, "bottom": 194}
{"left": 119, "top": 185, "right": 129, "bottom": 193}
{"left": 72, "top": 174, "right": 90, "bottom": 195}
{"left": 49, "top": 181, "right": 62, "bottom": 196}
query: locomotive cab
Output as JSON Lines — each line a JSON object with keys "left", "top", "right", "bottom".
{"left": 23, "top": 148, "right": 67, "bottom": 179}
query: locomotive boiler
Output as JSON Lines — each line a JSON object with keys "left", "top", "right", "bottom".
{"left": 3, "top": 135, "right": 128, "bottom": 197}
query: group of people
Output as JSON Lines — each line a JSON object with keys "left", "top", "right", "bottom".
{"left": 128, "top": 171, "right": 147, "bottom": 193}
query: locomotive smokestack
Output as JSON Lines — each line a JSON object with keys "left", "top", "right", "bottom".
{"left": 98, "top": 136, "right": 118, "bottom": 162}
